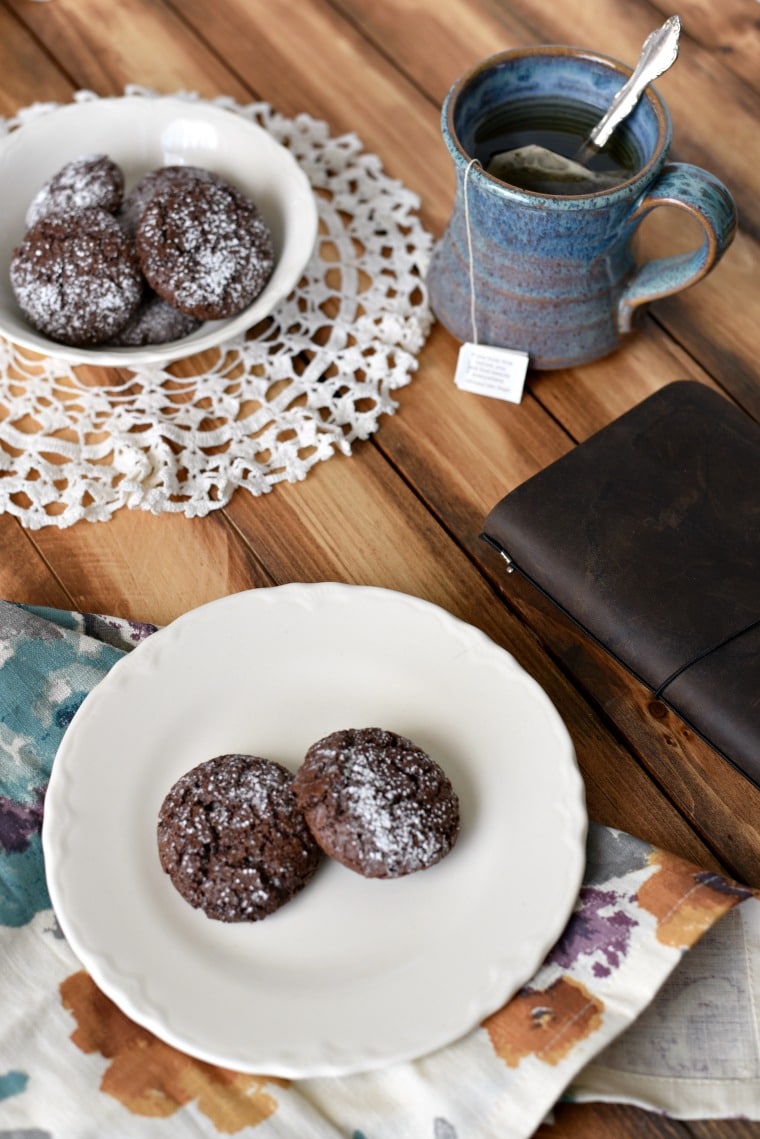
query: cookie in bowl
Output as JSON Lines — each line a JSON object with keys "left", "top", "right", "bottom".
{"left": 25, "top": 153, "right": 125, "bottom": 228}
{"left": 119, "top": 164, "right": 218, "bottom": 235}
{"left": 109, "top": 288, "right": 201, "bottom": 347}
{"left": 135, "top": 171, "right": 275, "bottom": 321}
{"left": 10, "top": 206, "right": 143, "bottom": 347}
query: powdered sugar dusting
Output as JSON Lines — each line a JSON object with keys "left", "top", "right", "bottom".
{"left": 119, "top": 165, "right": 217, "bottom": 235}
{"left": 294, "top": 728, "right": 460, "bottom": 878}
{"left": 346, "top": 749, "right": 456, "bottom": 869}
{"left": 25, "top": 154, "right": 124, "bottom": 228}
{"left": 10, "top": 207, "right": 143, "bottom": 346}
{"left": 137, "top": 177, "right": 274, "bottom": 320}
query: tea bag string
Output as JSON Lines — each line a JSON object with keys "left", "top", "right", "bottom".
{"left": 464, "top": 157, "right": 482, "bottom": 345}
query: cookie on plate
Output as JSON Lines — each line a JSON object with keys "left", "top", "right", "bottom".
{"left": 293, "top": 727, "right": 461, "bottom": 878}
{"left": 25, "top": 154, "right": 124, "bottom": 228}
{"left": 135, "top": 172, "right": 275, "bottom": 320}
{"left": 157, "top": 753, "right": 322, "bottom": 923}
{"left": 10, "top": 207, "right": 143, "bottom": 346}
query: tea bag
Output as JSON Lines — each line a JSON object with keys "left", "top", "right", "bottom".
{"left": 487, "top": 145, "right": 621, "bottom": 193}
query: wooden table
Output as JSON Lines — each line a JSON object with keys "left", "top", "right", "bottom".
{"left": 1, "top": 0, "right": 759, "bottom": 1135}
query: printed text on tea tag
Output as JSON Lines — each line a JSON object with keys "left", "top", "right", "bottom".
{"left": 454, "top": 342, "right": 529, "bottom": 404}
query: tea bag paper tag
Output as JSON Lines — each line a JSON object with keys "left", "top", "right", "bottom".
{"left": 454, "top": 342, "right": 529, "bottom": 404}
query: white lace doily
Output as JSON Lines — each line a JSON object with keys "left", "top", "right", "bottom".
{"left": 0, "top": 87, "right": 433, "bottom": 528}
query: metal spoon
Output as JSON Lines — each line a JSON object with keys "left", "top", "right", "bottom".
{"left": 575, "top": 15, "right": 681, "bottom": 163}
{"left": 486, "top": 16, "right": 682, "bottom": 189}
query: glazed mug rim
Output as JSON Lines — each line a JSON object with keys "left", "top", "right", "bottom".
{"left": 443, "top": 44, "right": 673, "bottom": 203}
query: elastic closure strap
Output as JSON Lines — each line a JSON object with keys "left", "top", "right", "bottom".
{"left": 655, "top": 616, "right": 760, "bottom": 698}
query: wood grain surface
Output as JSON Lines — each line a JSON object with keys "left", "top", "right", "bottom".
{"left": 1, "top": 0, "right": 759, "bottom": 1134}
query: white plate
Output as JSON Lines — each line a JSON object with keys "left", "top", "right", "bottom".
{"left": 43, "top": 584, "right": 586, "bottom": 1077}
{"left": 0, "top": 96, "right": 317, "bottom": 365}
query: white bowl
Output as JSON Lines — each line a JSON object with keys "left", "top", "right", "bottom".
{"left": 0, "top": 96, "right": 318, "bottom": 366}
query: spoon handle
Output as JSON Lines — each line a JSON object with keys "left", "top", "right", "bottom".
{"left": 584, "top": 15, "right": 681, "bottom": 153}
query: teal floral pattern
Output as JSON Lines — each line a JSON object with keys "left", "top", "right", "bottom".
{"left": 0, "top": 1072, "right": 28, "bottom": 1101}
{"left": 0, "top": 603, "right": 153, "bottom": 926}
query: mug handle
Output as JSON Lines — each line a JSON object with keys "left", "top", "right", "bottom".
{"left": 618, "top": 162, "right": 737, "bottom": 334}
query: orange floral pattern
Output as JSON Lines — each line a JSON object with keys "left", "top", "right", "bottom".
{"left": 483, "top": 977, "right": 603, "bottom": 1067}
{"left": 60, "top": 971, "right": 286, "bottom": 1133}
{"left": 637, "top": 851, "right": 754, "bottom": 949}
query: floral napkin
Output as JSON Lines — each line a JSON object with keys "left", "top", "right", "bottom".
{"left": 1, "top": 600, "right": 758, "bottom": 1138}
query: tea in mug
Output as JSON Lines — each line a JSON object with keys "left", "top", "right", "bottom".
{"left": 472, "top": 98, "right": 641, "bottom": 194}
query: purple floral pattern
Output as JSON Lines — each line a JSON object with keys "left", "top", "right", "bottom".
{"left": 550, "top": 886, "right": 638, "bottom": 978}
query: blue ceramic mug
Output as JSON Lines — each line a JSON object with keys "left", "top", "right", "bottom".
{"left": 427, "top": 47, "right": 737, "bottom": 370}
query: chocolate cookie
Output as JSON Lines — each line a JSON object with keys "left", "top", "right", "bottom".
{"left": 157, "top": 754, "right": 322, "bottom": 923}
{"left": 10, "top": 207, "right": 143, "bottom": 347}
{"left": 119, "top": 165, "right": 218, "bottom": 235}
{"left": 109, "top": 289, "right": 201, "bottom": 347}
{"left": 25, "top": 154, "right": 124, "bottom": 228}
{"left": 135, "top": 173, "right": 275, "bottom": 320}
{"left": 293, "top": 728, "right": 460, "bottom": 878}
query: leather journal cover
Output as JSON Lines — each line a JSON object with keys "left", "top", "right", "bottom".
{"left": 482, "top": 381, "right": 760, "bottom": 787}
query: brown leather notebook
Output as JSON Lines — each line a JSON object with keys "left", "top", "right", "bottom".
{"left": 482, "top": 381, "right": 760, "bottom": 787}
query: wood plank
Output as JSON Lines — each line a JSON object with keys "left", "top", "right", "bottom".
{"left": 649, "top": 0, "right": 760, "bottom": 95}
{"left": 329, "top": 0, "right": 526, "bottom": 106}
{"left": 374, "top": 315, "right": 715, "bottom": 528}
{"left": 4, "top": 0, "right": 248, "bottom": 103}
{"left": 30, "top": 509, "right": 273, "bottom": 626}
{"left": 540, "top": 1103, "right": 694, "bottom": 1138}
{"left": 529, "top": 327, "right": 726, "bottom": 441}
{"left": 0, "top": 515, "right": 74, "bottom": 609}
{"left": 377, "top": 320, "right": 715, "bottom": 545}
{"left": 687, "top": 1122, "right": 760, "bottom": 1139}
{"left": 0, "top": 5, "right": 73, "bottom": 115}
{"left": 652, "top": 226, "right": 760, "bottom": 419}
